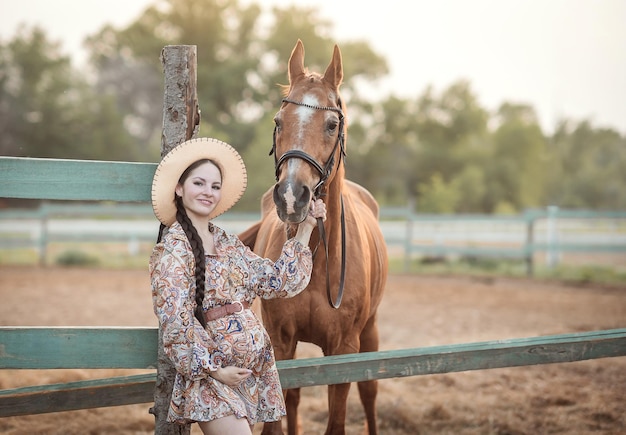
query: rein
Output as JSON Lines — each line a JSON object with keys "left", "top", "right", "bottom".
{"left": 270, "top": 97, "right": 347, "bottom": 309}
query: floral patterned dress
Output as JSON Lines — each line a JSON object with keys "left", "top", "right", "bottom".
{"left": 149, "top": 221, "right": 312, "bottom": 425}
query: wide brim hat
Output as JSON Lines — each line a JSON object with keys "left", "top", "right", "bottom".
{"left": 151, "top": 137, "right": 247, "bottom": 226}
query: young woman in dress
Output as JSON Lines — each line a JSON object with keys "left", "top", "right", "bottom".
{"left": 149, "top": 137, "right": 326, "bottom": 434}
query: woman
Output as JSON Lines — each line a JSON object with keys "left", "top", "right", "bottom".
{"left": 149, "top": 137, "right": 326, "bottom": 434}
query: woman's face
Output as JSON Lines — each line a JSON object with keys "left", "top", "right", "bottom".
{"left": 175, "top": 161, "right": 222, "bottom": 220}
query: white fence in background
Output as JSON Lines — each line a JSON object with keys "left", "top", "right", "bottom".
{"left": 1, "top": 204, "right": 625, "bottom": 274}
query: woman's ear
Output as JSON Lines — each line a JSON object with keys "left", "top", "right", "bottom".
{"left": 175, "top": 184, "right": 183, "bottom": 197}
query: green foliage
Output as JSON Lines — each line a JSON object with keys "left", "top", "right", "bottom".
{"left": 1, "top": 0, "right": 625, "bottom": 212}
{"left": 237, "top": 111, "right": 277, "bottom": 211}
{"left": 535, "top": 264, "right": 626, "bottom": 287}
{"left": 55, "top": 250, "right": 100, "bottom": 266}
{"left": 0, "top": 26, "right": 138, "bottom": 161}
{"left": 389, "top": 256, "right": 626, "bottom": 287}
{"left": 416, "top": 174, "right": 459, "bottom": 213}
{"left": 487, "top": 103, "right": 548, "bottom": 211}
{"left": 546, "top": 121, "right": 626, "bottom": 209}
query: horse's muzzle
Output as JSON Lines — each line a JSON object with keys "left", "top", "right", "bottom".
{"left": 273, "top": 181, "right": 312, "bottom": 224}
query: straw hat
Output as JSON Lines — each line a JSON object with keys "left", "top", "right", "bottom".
{"left": 151, "top": 137, "right": 247, "bottom": 226}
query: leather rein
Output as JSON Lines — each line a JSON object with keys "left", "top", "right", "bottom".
{"left": 270, "top": 97, "right": 347, "bottom": 308}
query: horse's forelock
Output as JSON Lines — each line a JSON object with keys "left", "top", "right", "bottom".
{"left": 279, "top": 84, "right": 290, "bottom": 97}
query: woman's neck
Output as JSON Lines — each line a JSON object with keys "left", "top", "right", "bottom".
{"left": 186, "top": 214, "right": 215, "bottom": 251}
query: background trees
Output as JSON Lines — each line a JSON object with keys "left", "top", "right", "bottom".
{"left": 1, "top": 0, "right": 624, "bottom": 212}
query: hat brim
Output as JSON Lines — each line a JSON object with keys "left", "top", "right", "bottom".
{"left": 151, "top": 137, "right": 247, "bottom": 226}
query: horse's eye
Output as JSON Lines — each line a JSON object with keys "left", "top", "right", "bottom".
{"left": 274, "top": 119, "right": 282, "bottom": 132}
{"left": 327, "top": 119, "right": 338, "bottom": 132}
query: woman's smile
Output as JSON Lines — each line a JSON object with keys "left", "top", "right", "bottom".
{"left": 175, "top": 161, "right": 223, "bottom": 220}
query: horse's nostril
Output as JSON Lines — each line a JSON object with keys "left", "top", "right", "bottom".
{"left": 298, "top": 185, "right": 312, "bottom": 208}
{"left": 272, "top": 184, "right": 282, "bottom": 205}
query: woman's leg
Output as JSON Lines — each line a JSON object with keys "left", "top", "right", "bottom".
{"left": 198, "top": 415, "right": 252, "bottom": 435}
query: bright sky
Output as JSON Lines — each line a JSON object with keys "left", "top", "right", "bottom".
{"left": 1, "top": 0, "right": 625, "bottom": 134}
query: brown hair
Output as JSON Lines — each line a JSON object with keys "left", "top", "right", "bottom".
{"left": 175, "top": 195, "right": 208, "bottom": 328}
{"left": 166, "top": 158, "right": 222, "bottom": 329}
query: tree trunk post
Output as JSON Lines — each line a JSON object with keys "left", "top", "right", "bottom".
{"left": 150, "top": 45, "right": 200, "bottom": 435}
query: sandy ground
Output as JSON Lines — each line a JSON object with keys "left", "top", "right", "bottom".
{"left": 0, "top": 266, "right": 625, "bottom": 434}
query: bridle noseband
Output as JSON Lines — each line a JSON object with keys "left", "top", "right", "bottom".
{"left": 270, "top": 98, "right": 346, "bottom": 197}
{"left": 269, "top": 97, "right": 347, "bottom": 309}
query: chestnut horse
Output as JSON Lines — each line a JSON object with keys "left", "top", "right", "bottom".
{"left": 240, "top": 40, "right": 388, "bottom": 435}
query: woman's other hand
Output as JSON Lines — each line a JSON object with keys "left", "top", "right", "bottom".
{"left": 210, "top": 366, "right": 252, "bottom": 386}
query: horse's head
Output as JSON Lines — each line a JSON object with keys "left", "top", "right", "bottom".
{"left": 270, "top": 39, "right": 346, "bottom": 224}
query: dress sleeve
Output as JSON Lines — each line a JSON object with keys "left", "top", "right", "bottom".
{"left": 229, "top": 234, "right": 313, "bottom": 300}
{"left": 149, "top": 243, "right": 223, "bottom": 379}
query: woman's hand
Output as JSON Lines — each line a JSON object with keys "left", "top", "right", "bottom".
{"left": 303, "top": 198, "right": 327, "bottom": 228}
{"left": 210, "top": 366, "right": 252, "bottom": 386}
{"left": 294, "top": 198, "right": 327, "bottom": 245}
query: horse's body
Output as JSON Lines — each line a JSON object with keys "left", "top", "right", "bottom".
{"left": 239, "top": 40, "right": 387, "bottom": 435}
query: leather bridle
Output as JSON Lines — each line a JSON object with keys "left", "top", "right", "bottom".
{"left": 269, "top": 97, "right": 347, "bottom": 308}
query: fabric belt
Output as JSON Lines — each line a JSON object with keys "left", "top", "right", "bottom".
{"left": 203, "top": 300, "right": 250, "bottom": 322}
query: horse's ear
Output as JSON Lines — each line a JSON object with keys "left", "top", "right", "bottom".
{"left": 323, "top": 44, "right": 343, "bottom": 89}
{"left": 288, "top": 39, "right": 306, "bottom": 83}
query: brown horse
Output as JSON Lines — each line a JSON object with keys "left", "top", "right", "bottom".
{"left": 240, "top": 40, "right": 388, "bottom": 435}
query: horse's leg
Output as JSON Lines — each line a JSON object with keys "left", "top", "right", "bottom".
{"left": 325, "top": 382, "right": 351, "bottom": 435}
{"left": 261, "top": 419, "right": 283, "bottom": 435}
{"left": 285, "top": 388, "right": 301, "bottom": 435}
{"left": 357, "top": 315, "right": 380, "bottom": 435}
{"left": 261, "top": 387, "right": 300, "bottom": 435}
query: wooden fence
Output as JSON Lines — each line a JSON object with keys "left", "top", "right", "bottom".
{"left": 381, "top": 205, "right": 626, "bottom": 275}
{"left": 2, "top": 201, "right": 625, "bottom": 275}
{"left": 1, "top": 152, "right": 626, "bottom": 424}
{"left": 1, "top": 45, "right": 625, "bottom": 430}
{"left": 2, "top": 325, "right": 625, "bottom": 417}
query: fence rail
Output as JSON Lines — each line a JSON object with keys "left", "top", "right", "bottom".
{"left": 1, "top": 154, "right": 625, "bottom": 425}
{"left": 2, "top": 196, "right": 625, "bottom": 274}
{"left": 2, "top": 327, "right": 625, "bottom": 417}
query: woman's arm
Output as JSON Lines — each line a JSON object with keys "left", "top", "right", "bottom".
{"left": 149, "top": 244, "right": 223, "bottom": 379}
{"left": 226, "top": 198, "right": 327, "bottom": 299}
{"left": 294, "top": 198, "right": 326, "bottom": 245}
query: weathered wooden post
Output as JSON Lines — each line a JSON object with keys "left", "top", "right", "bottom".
{"left": 150, "top": 45, "right": 200, "bottom": 435}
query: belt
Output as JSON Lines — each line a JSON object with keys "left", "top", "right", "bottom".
{"left": 203, "top": 300, "right": 250, "bottom": 322}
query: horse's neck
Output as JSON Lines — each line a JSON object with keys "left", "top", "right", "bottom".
{"left": 322, "top": 174, "right": 345, "bottom": 225}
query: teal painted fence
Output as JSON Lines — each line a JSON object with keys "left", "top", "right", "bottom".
{"left": 2, "top": 184, "right": 625, "bottom": 274}
{"left": 1, "top": 155, "right": 625, "bottom": 420}
{"left": 1, "top": 327, "right": 625, "bottom": 417}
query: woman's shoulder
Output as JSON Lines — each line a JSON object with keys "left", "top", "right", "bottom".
{"left": 154, "top": 222, "right": 192, "bottom": 259}
{"left": 159, "top": 222, "right": 185, "bottom": 243}
{"left": 212, "top": 224, "right": 236, "bottom": 242}
{"left": 212, "top": 224, "right": 248, "bottom": 252}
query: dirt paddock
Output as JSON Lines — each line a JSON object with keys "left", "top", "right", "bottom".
{"left": 0, "top": 266, "right": 625, "bottom": 434}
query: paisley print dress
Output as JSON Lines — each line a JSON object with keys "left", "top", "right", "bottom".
{"left": 149, "top": 221, "right": 312, "bottom": 425}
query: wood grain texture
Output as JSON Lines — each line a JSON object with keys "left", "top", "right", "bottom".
{"left": 1, "top": 328, "right": 624, "bottom": 417}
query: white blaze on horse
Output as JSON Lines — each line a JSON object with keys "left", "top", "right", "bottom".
{"left": 240, "top": 40, "right": 388, "bottom": 435}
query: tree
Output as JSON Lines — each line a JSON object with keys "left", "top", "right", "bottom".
{"left": 84, "top": 0, "right": 388, "bottom": 173}
{"left": 486, "top": 102, "right": 547, "bottom": 211}
{"left": 547, "top": 120, "right": 626, "bottom": 209}
{"left": 0, "top": 26, "right": 136, "bottom": 161}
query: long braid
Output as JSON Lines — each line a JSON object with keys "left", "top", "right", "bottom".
{"left": 175, "top": 195, "right": 208, "bottom": 329}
